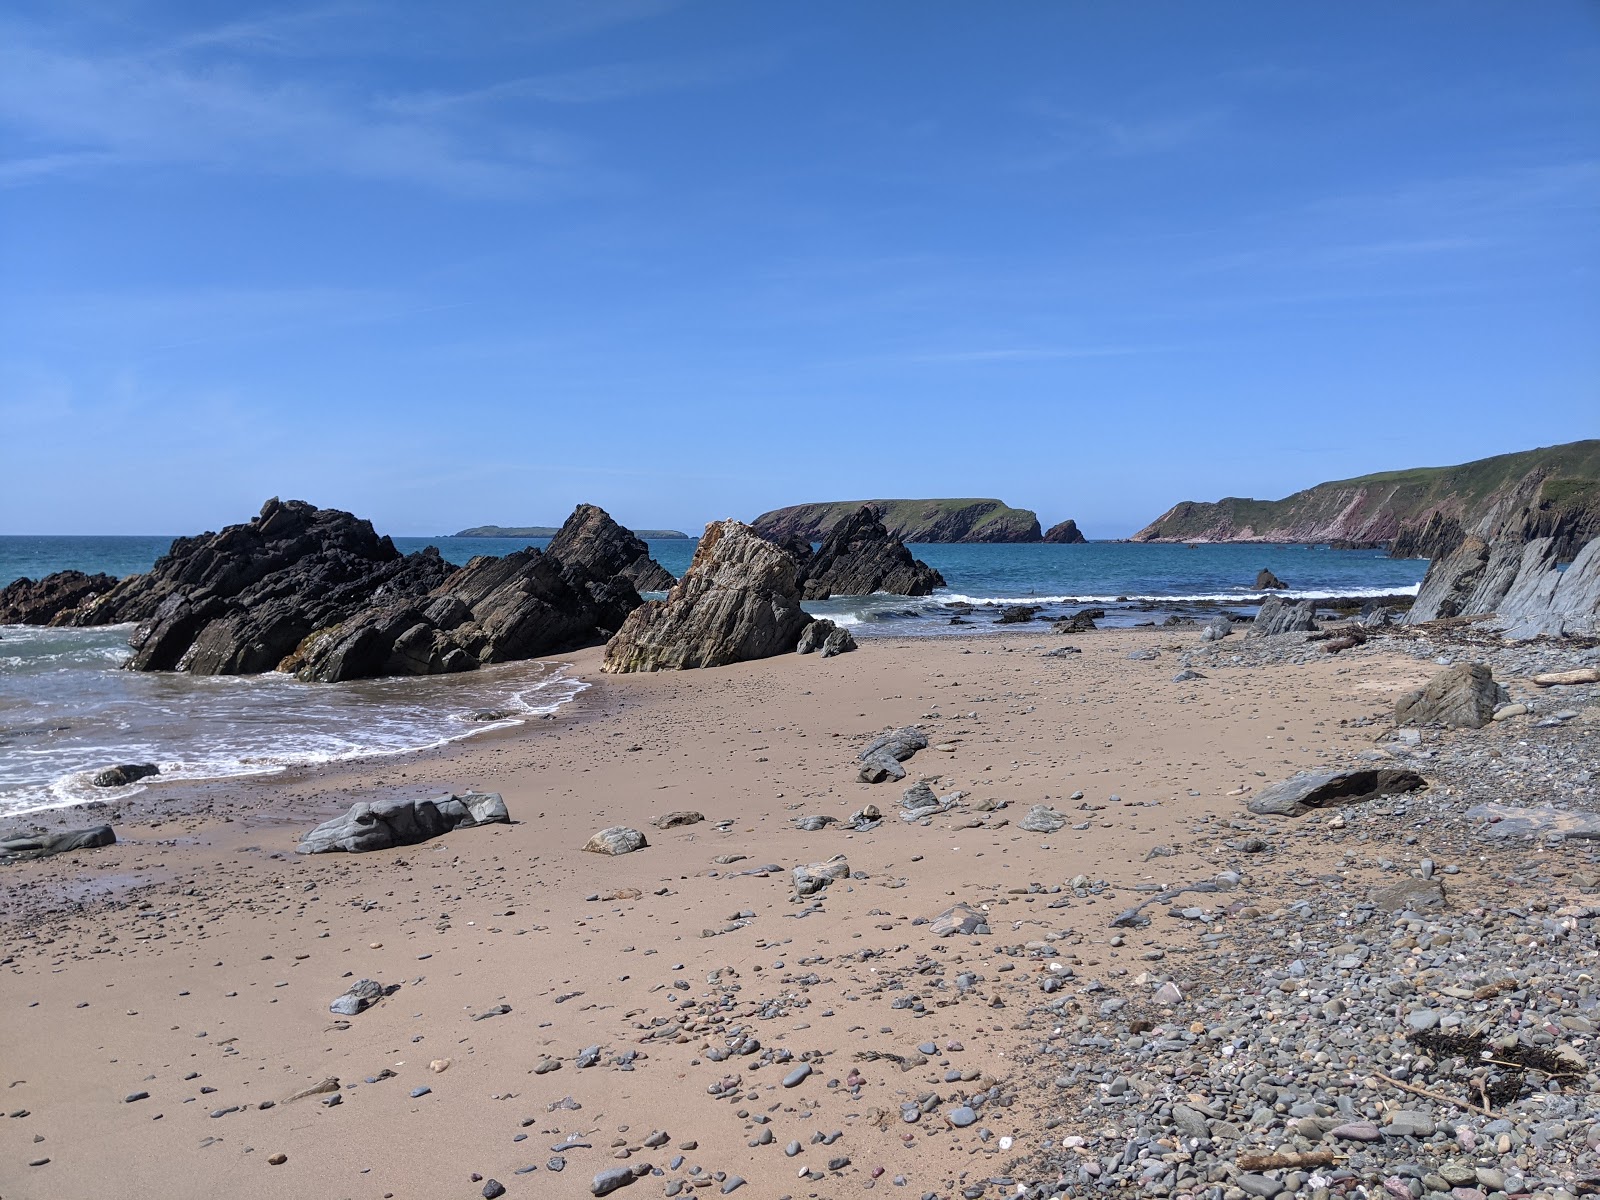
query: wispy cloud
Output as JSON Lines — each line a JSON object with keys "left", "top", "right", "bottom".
{"left": 1008, "top": 101, "right": 1226, "bottom": 171}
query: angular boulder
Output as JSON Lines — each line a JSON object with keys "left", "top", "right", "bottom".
{"left": 1394, "top": 663, "right": 1500, "bottom": 729}
{"left": 793, "top": 854, "right": 849, "bottom": 897}
{"left": 0, "top": 570, "right": 120, "bottom": 625}
{"left": 1199, "top": 614, "right": 1233, "bottom": 641}
{"left": 792, "top": 505, "right": 944, "bottom": 600}
{"left": 1250, "top": 596, "right": 1316, "bottom": 637}
{"left": 296, "top": 792, "right": 508, "bottom": 854}
{"left": 796, "top": 618, "right": 857, "bottom": 657}
{"left": 583, "top": 826, "right": 648, "bottom": 856}
{"left": 602, "top": 520, "right": 811, "bottom": 672}
{"left": 545, "top": 503, "right": 676, "bottom": 593}
{"left": 1247, "top": 770, "right": 1427, "bottom": 817}
{"left": 0, "top": 825, "right": 117, "bottom": 863}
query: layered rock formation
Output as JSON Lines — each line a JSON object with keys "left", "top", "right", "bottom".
{"left": 602, "top": 520, "right": 813, "bottom": 672}
{"left": 1408, "top": 534, "right": 1600, "bottom": 639}
{"left": 1132, "top": 440, "right": 1600, "bottom": 560}
{"left": 543, "top": 503, "right": 676, "bottom": 592}
{"left": 0, "top": 570, "right": 119, "bottom": 625}
{"left": 791, "top": 506, "right": 944, "bottom": 599}
{"left": 1041, "top": 519, "right": 1088, "bottom": 544}
{"left": 1250, "top": 596, "right": 1316, "bottom": 636}
{"left": 753, "top": 498, "right": 1042, "bottom": 544}
{"left": 7, "top": 498, "right": 656, "bottom": 682}
{"left": 296, "top": 792, "right": 509, "bottom": 854}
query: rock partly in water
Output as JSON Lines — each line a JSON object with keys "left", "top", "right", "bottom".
{"left": 583, "top": 827, "right": 648, "bottom": 856}
{"left": 296, "top": 792, "right": 509, "bottom": 854}
{"left": 791, "top": 505, "right": 944, "bottom": 599}
{"left": 0, "top": 570, "right": 120, "bottom": 625}
{"left": 1250, "top": 595, "right": 1316, "bottom": 637}
{"left": 545, "top": 503, "right": 676, "bottom": 593}
{"left": 1254, "top": 568, "right": 1286, "bottom": 590}
{"left": 1394, "top": 662, "right": 1501, "bottom": 729}
{"left": 1041, "top": 519, "right": 1088, "bottom": 544}
{"left": 603, "top": 520, "right": 810, "bottom": 673}
{"left": 0, "top": 825, "right": 116, "bottom": 864}
{"left": 91, "top": 763, "right": 159, "bottom": 788}
{"left": 1246, "top": 770, "right": 1428, "bottom": 817}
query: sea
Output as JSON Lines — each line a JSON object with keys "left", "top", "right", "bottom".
{"left": 0, "top": 534, "right": 1425, "bottom": 820}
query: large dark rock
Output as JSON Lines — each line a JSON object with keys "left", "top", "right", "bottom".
{"left": 0, "top": 825, "right": 116, "bottom": 863}
{"left": 545, "top": 503, "right": 676, "bottom": 593}
{"left": 289, "top": 544, "right": 638, "bottom": 682}
{"left": 791, "top": 505, "right": 944, "bottom": 600}
{"left": 603, "top": 520, "right": 812, "bottom": 672}
{"left": 1254, "top": 568, "right": 1286, "bottom": 590}
{"left": 1042, "top": 519, "right": 1088, "bottom": 544}
{"left": 0, "top": 571, "right": 120, "bottom": 625}
{"left": 92, "top": 763, "right": 159, "bottom": 788}
{"left": 1247, "top": 770, "right": 1427, "bottom": 817}
{"left": 1395, "top": 662, "right": 1502, "bottom": 729}
{"left": 296, "top": 792, "right": 508, "bottom": 854}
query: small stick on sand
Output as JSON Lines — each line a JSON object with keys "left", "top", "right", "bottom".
{"left": 1236, "top": 1150, "right": 1340, "bottom": 1171}
{"left": 1371, "top": 1070, "right": 1495, "bottom": 1119}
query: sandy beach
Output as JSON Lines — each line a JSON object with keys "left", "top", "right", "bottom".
{"left": 2, "top": 625, "right": 1596, "bottom": 1200}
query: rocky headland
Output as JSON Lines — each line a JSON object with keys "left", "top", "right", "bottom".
{"left": 453, "top": 524, "right": 689, "bottom": 539}
{"left": 754, "top": 498, "right": 1045, "bottom": 544}
{"left": 1132, "top": 440, "right": 1600, "bottom": 560}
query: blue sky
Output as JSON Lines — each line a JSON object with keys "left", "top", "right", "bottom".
{"left": 2, "top": 1, "right": 1596, "bottom": 537}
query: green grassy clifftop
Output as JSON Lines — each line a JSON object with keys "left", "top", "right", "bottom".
{"left": 1132, "top": 441, "right": 1600, "bottom": 558}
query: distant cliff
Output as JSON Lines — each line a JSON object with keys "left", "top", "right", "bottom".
{"left": 1132, "top": 441, "right": 1600, "bottom": 559}
{"left": 752, "top": 499, "right": 1042, "bottom": 544}
{"left": 454, "top": 525, "right": 688, "bottom": 539}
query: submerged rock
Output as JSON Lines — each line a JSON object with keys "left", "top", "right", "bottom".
{"left": 1246, "top": 770, "right": 1427, "bottom": 817}
{"left": 1394, "top": 662, "right": 1501, "bottom": 729}
{"left": 296, "top": 792, "right": 509, "bottom": 854}
{"left": 792, "top": 505, "right": 944, "bottom": 599}
{"left": 603, "top": 520, "right": 810, "bottom": 672}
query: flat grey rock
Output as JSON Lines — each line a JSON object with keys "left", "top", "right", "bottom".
{"left": 1247, "top": 769, "right": 1426, "bottom": 817}
{"left": 297, "top": 792, "right": 507, "bottom": 854}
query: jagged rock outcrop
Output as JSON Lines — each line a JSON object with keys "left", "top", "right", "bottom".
{"left": 544, "top": 504, "right": 676, "bottom": 592}
{"left": 296, "top": 792, "right": 509, "bottom": 854}
{"left": 602, "top": 520, "right": 813, "bottom": 672}
{"left": 7, "top": 498, "right": 652, "bottom": 683}
{"left": 796, "top": 618, "right": 857, "bottom": 657}
{"left": 754, "top": 498, "right": 1042, "bottom": 543}
{"left": 0, "top": 570, "right": 119, "bottom": 625}
{"left": 791, "top": 506, "right": 944, "bottom": 599}
{"left": 1250, "top": 596, "right": 1316, "bottom": 636}
{"left": 1132, "top": 440, "right": 1599, "bottom": 560}
{"left": 1042, "top": 519, "right": 1088, "bottom": 544}
{"left": 1395, "top": 663, "right": 1502, "bottom": 729}
{"left": 289, "top": 544, "right": 638, "bottom": 682}
{"left": 1491, "top": 537, "right": 1600, "bottom": 640}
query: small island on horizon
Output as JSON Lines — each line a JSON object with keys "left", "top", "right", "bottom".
{"left": 451, "top": 524, "right": 691, "bottom": 539}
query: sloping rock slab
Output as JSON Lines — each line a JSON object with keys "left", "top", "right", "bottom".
{"left": 546, "top": 503, "right": 676, "bottom": 593}
{"left": 0, "top": 825, "right": 116, "bottom": 864}
{"left": 1250, "top": 596, "right": 1315, "bottom": 637}
{"left": 1247, "top": 770, "right": 1427, "bottom": 817}
{"left": 1395, "top": 662, "right": 1500, "bottom": 729}
{"left": 296, "top": 792, "right": 508, "bottom": 854}
{"left": 603, "top": 520, "right": 809, "bottom": 672}
{"left": 1467, "top": 803, "right": 1600, "bottom": 841}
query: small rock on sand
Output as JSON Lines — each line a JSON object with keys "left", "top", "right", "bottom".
{"left": 584, "top": 827, "right": 648, "bottom": 855}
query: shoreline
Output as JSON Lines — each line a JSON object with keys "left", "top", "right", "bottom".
{"left": 1, "top": 626, "right": 1595, "bottom": 1199}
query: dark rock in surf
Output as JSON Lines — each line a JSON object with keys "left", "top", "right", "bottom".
{"left": 792, "top": 506, "right": 943, "bottom": 600}
{"left": 1254, "top": 568, "right": 1286, "bottom": 590}
{"left": 0, "top": 571, "right": 120, "bottom": 626}
{"left": 92, "top": 763, "right": 159, "bottom": 788}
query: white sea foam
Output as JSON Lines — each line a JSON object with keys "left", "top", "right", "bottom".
{"left": 936, "top": 585, "right": 1419, "bottom": 606}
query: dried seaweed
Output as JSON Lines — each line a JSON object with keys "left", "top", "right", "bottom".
{"left": 1410, "top": 1028, "right": 1582, "bottom": 1106}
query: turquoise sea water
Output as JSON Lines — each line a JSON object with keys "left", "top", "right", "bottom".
{"left": 0, "top": 534, "right": 1424, "bottom": 819}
